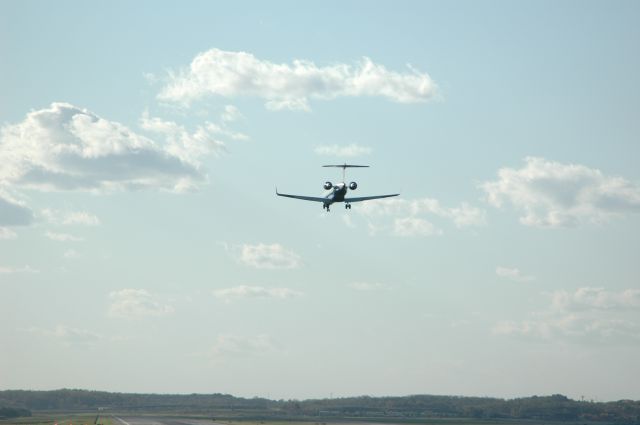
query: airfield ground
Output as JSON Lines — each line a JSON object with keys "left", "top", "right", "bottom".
{"left": 0, "top": 416, "right": 605, "bottom": 425}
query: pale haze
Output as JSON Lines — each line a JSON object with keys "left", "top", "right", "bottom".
{"left": 1, "top": 1, "right": 639, "bottom": 402}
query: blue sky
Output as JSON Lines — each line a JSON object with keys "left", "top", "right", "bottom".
{"left": 1, "top": 1, "right": 639, "bottom": 401}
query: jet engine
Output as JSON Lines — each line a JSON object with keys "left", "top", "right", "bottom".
{"left": 349, "top": 181, "right": 358, "bottom": 190}
{"left": 323, "top": 181, "right": 333, "bottom": 190}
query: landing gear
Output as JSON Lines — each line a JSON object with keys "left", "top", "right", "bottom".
{"left": 345, "top": 203, "right": 352, "bottom": 210}
{"left": 323, "top": 204, "right": 330, "bottom": 212}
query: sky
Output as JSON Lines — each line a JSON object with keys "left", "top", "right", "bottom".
{"left": 1, "top": 1, "right": 639, "bottom": 402}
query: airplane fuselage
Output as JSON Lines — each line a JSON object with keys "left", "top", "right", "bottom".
{"left": 324, "top": 183, "right": 347, "bottom": 205}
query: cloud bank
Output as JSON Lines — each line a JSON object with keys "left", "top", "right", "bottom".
{"left": 496, "top": 266, "right": 535, "bottom": 282}
{"left": 358, "top": 197, "right": 486, "bottom": 237}
{"left": 0, "top": 103, "right": 205, "bottom": 193}
{"left": 482, "top": 157, "right": 640, "bottom": 227}
{"left": 108, "top": 289, "right": 174, "bottom": 319}
{"left": 45, "top": 231, "right": 83, "bottom": 242}
{"left": 158, "top": 49, "right": 437, "bottom": 110}
{"left": 494, "top": 287, "right": 640, "bottom": 344}
{"left": 349, "top": 282, "right": 391, "bottom": 291}
{"left": 28, "top": 324, "right": 102, "bottom": 346}
{"left": 213, "top": 285, "right": 302, "bottom": 302}
{"left": 237, "top": 243, "right": 301, "bottom": 269}
{"left": 314, "top": 144, "right": 372, "bottom": 157}
{"left": 41, "top": 209, "right": 101, "bottom": 226}
{"left": 0, "top": 265, "right": 38, "bottom": 274}
{"left": 139, "top": 111, "right": 242, "bottom": 165}
{"left": 551, "top": 287, "right": 640, "bottom": 311}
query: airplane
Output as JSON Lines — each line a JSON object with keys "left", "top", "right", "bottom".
{"left": 276, "top": 164, "right": 399, "bottom": 211}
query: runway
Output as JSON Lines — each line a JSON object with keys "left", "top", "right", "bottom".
{"left": 113, "top": 416, "right": 225, "bottom": 425}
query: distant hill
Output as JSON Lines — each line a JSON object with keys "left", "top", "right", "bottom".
{"left": 1, "top": 390, "right": 639, "bottom": 424}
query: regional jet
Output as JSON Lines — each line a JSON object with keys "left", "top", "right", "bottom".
{"left": 276, "top": 164, "right": 399, "bottom": 211}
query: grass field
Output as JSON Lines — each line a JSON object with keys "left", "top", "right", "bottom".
{"left": 0, "top": 414, "right": 115, "bottom": 425}
{"left": 214, "top": 420, "right": 581, "bottom": 425}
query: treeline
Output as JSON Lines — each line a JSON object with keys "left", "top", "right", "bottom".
{"left": 0, "top": 406, "right": 31, "bottom": 419}
{"left": 0, "top": 389, "right": 270, "bottom": 411}
{"left": 1, "top": 390, "right": 639, "bottom": 424}
{"left": 291, "top": 394, "right": 640, "bottom": 423}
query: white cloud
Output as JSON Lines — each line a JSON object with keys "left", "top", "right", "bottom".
{"left": 0, "top": 193, "right": 33, "bottom": 226}
{"left": 447, "top": 203, "right": 488, "bottom": 228}
{"left": 348, "top": 282, "right": 391, "bottom": 291}
{"left": 213, "top": 285, "right": 302, "bottom": 302}
{"left": 551, "top": 287, "right": 640, "bottom": 311}
{"left": 360, "top": 197, "right": 486, "bottom": 227}
{"left": 108, "top": 289, "right": 174, "bottom": 318}
{"left": 63, "top": 211, "right": 100, "bottom": 226}
{"left": 237, "top": 243, "right": 301, "bottom": 269}
{"left": 494, "top": 315, "right": 640, "bottom": 344}
{"left": 496, "top": 266, "right": 535, "bottom": 282}
{"left": 0, "top": 102, "right": 205, "bottom": 193}
{"left": 314, "top": 144, "right": 372, "bottom": 158}
{"left": 482, "top": 157, "right": 640, "bottom": 227}
{"left": 139, "top": 111, "right": 228, "bottom": 165}
{"left": 493, "top": 287, "right": 640, "bottom": 344}
{"left": 0, "top": 265, "right": 39, "bottom": 274}
{"left": 41, "top": 209, "right": 100, "bottom": 226}
{"left": 393, "top": 217, "right": 441, "bottom": 237}
{"left": 63, "top": 249, "right": 80, "bottom": 259}
{"left": 28, "top": 325, "right": 102, "bottom": 346}
{"left": 158, "top": 48, "right": 437, "bottom": 110}
{"left": 356, "top": 197, "right": 485, "bottom": 236}
{"left": 0, "top": 227, "right": 17, "bottom": 239}
{"left": 265, "top": 98, "right": 311, "bottom": 112}
{"left": 45, "top": 231, "right": 83, "bottom": 242}
{"left": 210, "top": 334, "right": 278, "bottom": 358}
{"left": 221, "top": 105, "right": 243, "bottom": 123}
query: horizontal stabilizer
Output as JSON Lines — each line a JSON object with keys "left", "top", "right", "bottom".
{"left": 322, "top": 164, "right": 369, "bottom": 169}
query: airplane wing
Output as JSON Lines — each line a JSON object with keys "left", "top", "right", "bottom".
{"left": 344, "top": 193, "right": 400, "bottom": 203}
{"left": 276, "top": 189, "right": 328, "bottom": 203}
